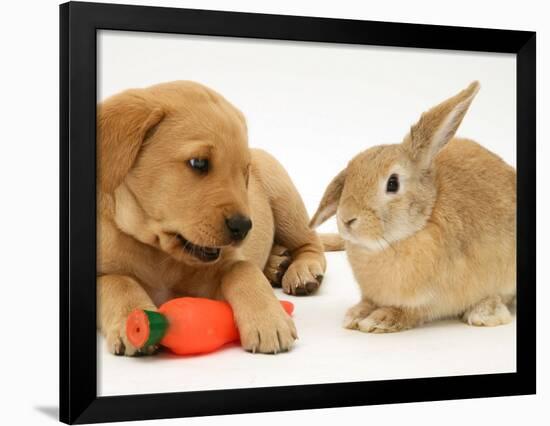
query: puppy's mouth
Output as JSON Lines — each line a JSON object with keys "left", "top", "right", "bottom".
{"left": 175, "top": 234, "right": 221, "bottom": 262}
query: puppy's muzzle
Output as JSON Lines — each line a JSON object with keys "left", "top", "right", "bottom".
{"left": 225, "top": 215, "right": 252, "bottom": 241}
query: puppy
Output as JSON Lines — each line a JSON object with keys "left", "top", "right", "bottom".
{"left": 97, "top": 81, "right": 329, "bottom": 355}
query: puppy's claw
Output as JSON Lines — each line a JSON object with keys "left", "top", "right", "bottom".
{"left": 105, "top": 318, "right": 159, "bottom": 357}
{"left": 239, "top": 306, "right": 296, "bottom": 354}
{"left": 264, "top": 250, "right": 292, "bottom": 288}
{"left": 282, "top": 259, "right": 324, "bottom": 296}
{"left": 294, "top": 286, "right": 307, "bottom": 296}
{"left": 113, "top": 339, "right": 126, "bottom": 356}
{"left": 136, "top": 345, "right": 160, "bottom": 356}
{"left": 305, "top": 281, "right": 319, "bottom": 293}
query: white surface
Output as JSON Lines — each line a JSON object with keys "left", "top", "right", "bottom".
{"left": 99, "top": 251, "right": 516, "bottom": 396}
{"left": 2, "top": 0, "right": 548, "bottom": 425}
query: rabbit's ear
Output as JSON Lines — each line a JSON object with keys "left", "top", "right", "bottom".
{"left": 310, "top": 168, "right": 347, "bottom": 228}
{"left": 97, "top": 91, "right": 165, "bottom": 193}
{"left": 404, "top": 81, "right": 480, "bottom": 167}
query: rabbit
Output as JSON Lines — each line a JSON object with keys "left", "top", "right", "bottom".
{"left": 310, "top": 81, "right": 516, "bottom": 333}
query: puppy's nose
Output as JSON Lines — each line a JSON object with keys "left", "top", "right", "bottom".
{"left": 225, "top": 215, "right": 252, "bottom": 241}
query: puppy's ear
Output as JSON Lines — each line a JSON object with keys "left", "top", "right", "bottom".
{"left": 310, "top": 168, "right": 347, "bottom": 228}
{"left": 403, "top": 81, "right": 480, "bottom": 168}
{"left": 97, "top": 90, "right": 165, "bottom": 193}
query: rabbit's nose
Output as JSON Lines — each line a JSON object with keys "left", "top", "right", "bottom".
{"left": 344, "top": 217, "right": 358, "bottom": 228}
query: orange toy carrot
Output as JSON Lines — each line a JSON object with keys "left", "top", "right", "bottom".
{"left": 126, "top": 297, "right": 294, "bottom": 355}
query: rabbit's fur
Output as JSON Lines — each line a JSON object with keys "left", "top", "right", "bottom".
{"left": 311, "top": 82, "right": 516, "bottom": 333}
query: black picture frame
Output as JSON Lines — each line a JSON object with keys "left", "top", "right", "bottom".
{"left": 59, "top": 1, "right": 536, "bottom": 424}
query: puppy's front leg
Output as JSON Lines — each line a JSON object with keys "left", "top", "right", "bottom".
{"left": 97, "top": 274, "right": 158, "bottom": 356}
{"left": 266, "top": 166, "right": 326, "bottom": 295}
{"left": 251, "top": 149, "right": 326, "bottom": 295}
{"left": 220, "top": 261, "right": 297, "bottom": 354}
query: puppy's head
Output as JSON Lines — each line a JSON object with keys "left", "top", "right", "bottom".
{"left": 98, "top": 81, "right": 252, "bottom": 265}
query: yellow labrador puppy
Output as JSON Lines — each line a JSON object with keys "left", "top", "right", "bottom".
{"left": 97, "top": 81, "right": 334, "bottom": 356}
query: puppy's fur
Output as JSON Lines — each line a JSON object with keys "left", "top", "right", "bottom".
{"left": 311, "top": 82, "right": 516, "bottom": 333}
{"left": 97, "top": 81, "right": 328, "bottom": 355}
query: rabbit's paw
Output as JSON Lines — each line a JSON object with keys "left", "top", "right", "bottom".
{"left": 462, "top": 296, "right": 512, "bottom": 327}
{"left": 264, "top": 245, "right": 292, "bottom": 287}
{"left": 343, "top": 301, "right": 377, "bottom": 329}
{"left": 358, "top": 307, "right": 413, "bottom": 333}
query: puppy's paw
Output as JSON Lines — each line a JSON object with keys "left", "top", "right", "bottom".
{"left": 238, "top": 305, "right": 297, "bottom": 354}
{"left": 104, "top": 320, "right": 159, "bottom": 357}
{"left": 343, "top": 301, "right": 377, "bottom": 330}
{"left": 263, "top": 245, "right": 292, "bottom": 287}
{"left": 282, "top": 258, "right": 324, "bottom": 296}
{"left": 358, "top": 307, "right": 411, "bottom": 334}
{"left": 462, "top": 296, "right": 512, "bottom": 327}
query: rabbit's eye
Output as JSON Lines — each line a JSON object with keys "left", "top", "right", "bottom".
{"left": 386, "top": 174, "right": 399, "bottom": 193}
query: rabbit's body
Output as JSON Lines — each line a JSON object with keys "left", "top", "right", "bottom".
{"left": 311, "top": 82, "right": 516, "bottom": 332}
{"left": 346, "top": 138, "right": 515, "bottom": 323}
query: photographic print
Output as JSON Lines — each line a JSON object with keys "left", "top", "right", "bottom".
{"left": 60, "top": 2, "right": 535, "bottom": 423}
{"left": 97, "top": 30, "right": 516, "bottom": 396}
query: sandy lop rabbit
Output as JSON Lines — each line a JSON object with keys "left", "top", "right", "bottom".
{"left": 310, "top": 82, "right": 516, "bottom": 333}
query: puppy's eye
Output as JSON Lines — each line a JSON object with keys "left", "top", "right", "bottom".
{"left": 386, "top": 174, "right": 399, "bottom": 193}
{"left": 188, "top": 158, "right": 209, "bottom": 174}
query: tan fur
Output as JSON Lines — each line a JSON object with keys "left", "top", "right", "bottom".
{"left": 319, "top": 233, "right": 346, "bottom": 251}
{"left": 311, "top": 82, "right": 516, "bottom": 332}
{"left": 263, "top": 244, "right": 291, "bottom": 286}
{"left": 97, "top": 81, "right": 327, "bottom": 355}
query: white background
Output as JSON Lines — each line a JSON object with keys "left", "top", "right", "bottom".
{"left": 97, "top": 28, "right": 517, "bottom": 396}
{"left": 0, "top": 0, "right": 547, "bottom": 425}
